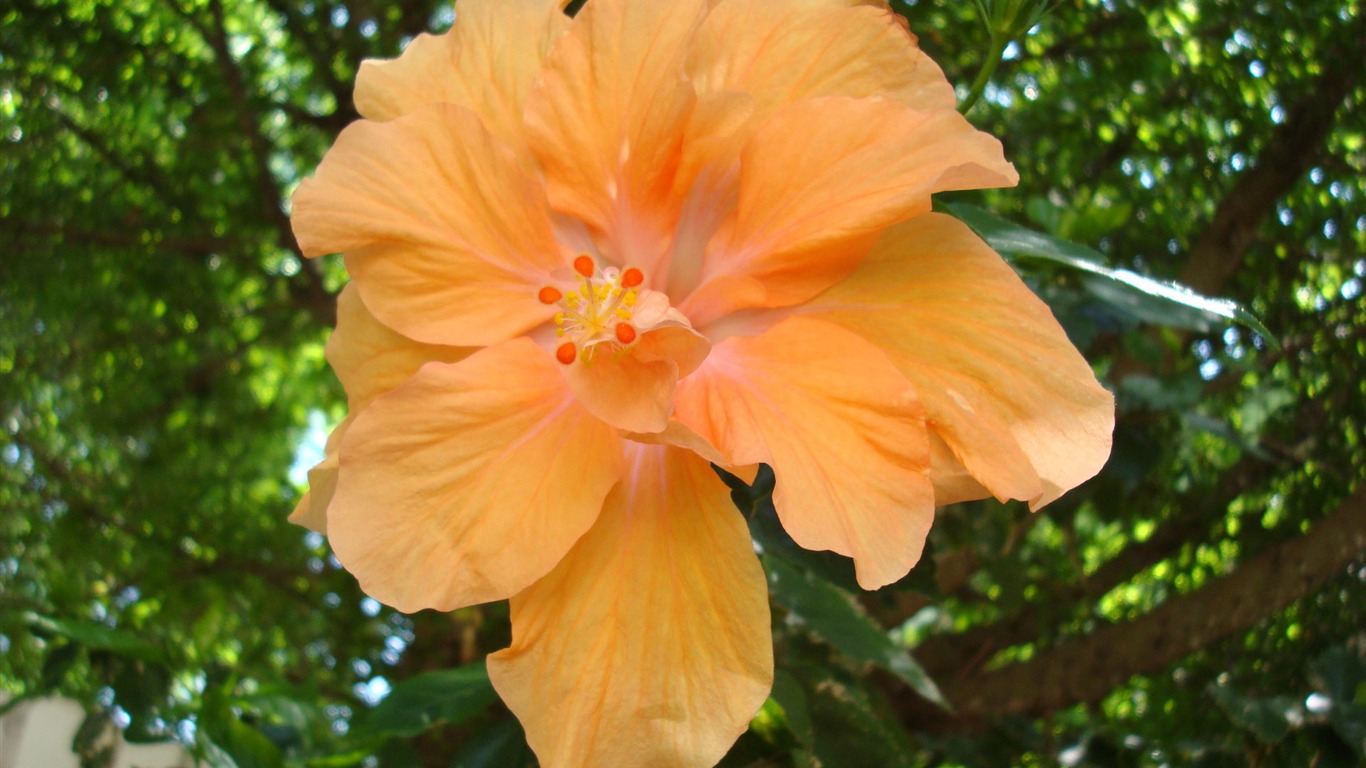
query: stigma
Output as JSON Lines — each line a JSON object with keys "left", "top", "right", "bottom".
{"left": 539, "top": 256, "right": 646, "bottom": 365}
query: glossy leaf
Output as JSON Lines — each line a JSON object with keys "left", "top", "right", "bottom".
{"left": 763, "top": 555, "right": 945, "bottom": 707}
{"left": 946, "top": 202, "right": 1277, "bottom": 345}
{"left": 358, "top": 662, "right": 497, "bottom": 739}
{"left": 1207, "top": 682, "right": 1298, "bottom": 745}
{"left": 23, "top": 612, "right": 163, "bottom": 663}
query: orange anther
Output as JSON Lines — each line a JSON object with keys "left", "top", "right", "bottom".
{"left": 573, "top": 255, "right": 595, "bottom": 277}
{"left": 555, "top": 342, "right": 577, "bottom": 365}
{"left": 621, "top": 267, "right": 644, "bottom": 288}
{"left": 538, "top": 286, "right": 563, "bottom": 304}
{"left": 615, "top": 323, "right": 637, "bottom": 344}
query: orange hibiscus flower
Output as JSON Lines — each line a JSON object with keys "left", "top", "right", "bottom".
{"left": 289, "top": 0, "right": 1114, "bottom": 765}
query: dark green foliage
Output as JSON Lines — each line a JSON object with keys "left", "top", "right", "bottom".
{"left": 3, "top": 0, "right": 1363, "bottom": 765}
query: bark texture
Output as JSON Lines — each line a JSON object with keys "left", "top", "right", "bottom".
{"left": 944, "top": 485, "right": 1366, "bottom": 717}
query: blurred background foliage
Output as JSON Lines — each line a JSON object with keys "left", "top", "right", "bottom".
{"left": 1, "top": 0, "right": 1363, "bottom": 765}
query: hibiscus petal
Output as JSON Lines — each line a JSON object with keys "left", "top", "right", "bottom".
{"left": 562, "top": 351, "right": 678, "bottom": 434}
{"left": 561, "top": 323, "right": 710, "bottom": 434}
{"left": 664, "top": 0, "right": 960, "bottom": 295}
{"left": 688, "top": 0, "right": 955, "bottom": 115}
{"left": 328, "top": 338, "right": 624, "bottom": 612}
{"left": 291, "top": 104, "right": 566, "bottom": 346}
{"left": 675, "top": 316, "right": 936, "bottom": 590}
{"left": 290, "top": 286, "right": 471, "bottom": 534}
{"left": 354, "top": 0, "right": 569, "bottom": 149}
{"left": 289, "top": 415, "right": 348, "bottom": 534}
{"left": 927, "top": 431, "right": 994, "bottom": 507}
{"left": 807, "top": 213, "right": 1114, "bottom": 509}
{"left": 488, "top": 443, "right": 772, "bottom": 768}
{"left": 326, "top": 283, "right": 474, "bottom": 410}
{"left": 680, "top": 97, "right": 1018, "bottom": 326}
{"left": 525, "top": 0, "right": 706, "bottom": 273}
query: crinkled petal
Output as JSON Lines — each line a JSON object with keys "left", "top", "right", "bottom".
{"left": 488, "top": 443, "right": 772, "bottom": 768}
{"left": 289, "top": 415, "right": 349, "bottom": 534}
{"left": 675, "top": 316, "right": 935, "bottom": 590}
{"left": 806, "top": 213, "right": 1114, "bottom": 509}
{"left": 622, "top": 421, "right": 762, "bottom": 485}
{"left": 329, "top": 339, "right": 625, "bottom": 612}
{"left": 562, "top": 324, "right": 709, "bottom": 434}
{"left": 326, "top": 283, "right": 474, "bottom": 410}
{"left": 291, "top": 104, "right": 566, "bottom": 346}
{"left": 688, "top": 0, "right": 955, "bottom": 115}
{"left": 525, "top": 0, "right": 706, "bottom": 275}
{"left": 927, "top": 431, "right": 993, "bottom": 507}
{"left": 562, "top": 350, "right": 678, "bottom": 435}
{"left": 290, "top": 286, "right": 471, "bottom": 533}
{"left": 661, "top": 92, "right": 753, "bottom": 300}
{"left": 679, "top": 97, "right": 1018, "bottom": 326}
{"left": 354, "top": 0, "right": 568, "bottom": 149}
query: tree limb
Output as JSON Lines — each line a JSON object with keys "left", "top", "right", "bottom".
{"left": 201, "top": 0, "right": 334, "bottom": 326}
{"left": 1176, "top": 21, "right": 1364, "bottom": 297}
{"left": 943, "top": 484, "right": 1366, "bottom": 718}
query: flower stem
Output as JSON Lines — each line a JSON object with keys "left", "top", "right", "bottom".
{"left": 958, "top": 31, "right": 1010, "bottom": 116}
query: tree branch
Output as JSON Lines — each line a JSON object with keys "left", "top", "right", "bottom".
{"left": 1176, "top": 21, "right": 1365, "bottom": 296}
{"left": 914, "top": 441, "right": 1292, "bottom": 681}
{"left": 942, "top": 484, "right": 1366, "bottom": 718}
{"left": 199, "top": 0, "right": 334, "bottom": 326}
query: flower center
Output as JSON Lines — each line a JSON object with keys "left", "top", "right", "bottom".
{"left": 539, "top": 255, "right": 647, "bottom": 365}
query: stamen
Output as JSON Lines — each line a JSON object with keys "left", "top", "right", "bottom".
{"left": 540, "top": 260, "right": 656, "bottom": 364}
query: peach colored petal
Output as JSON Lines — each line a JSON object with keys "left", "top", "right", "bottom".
{"left": 634, "top": 323, "right": 710, "bottom": 378}
{"left": 354, "top": 0, "right": 568, "bottom": 149}
{"left": 488, "top": 443, "right": 772, "bottom": 768}
{"left": 662, "top": 92, "right": 754, "bottom": 299}
{"left": 562, "top": 323, "right": 710, "bottom": 434}
{"left": 290, "top": 286, "right": 472, "bottom": 534}
{"left": 623, "top": 420, "right": 728, "bottom": 466}
{"left": 525, "top": 0, "right": 706, "bottom": 276}
{"left": 291, "top": 104, "right": 566, "bottom": 346}
{"left": 925, "top": 431, "right": 994, "bottom": 506}
{"left": 562, "top": 350, "right": 678, "bottom": 435}
{"left": 325, "top": 284, "right": 474, "bottom": 411}
{"left": 806, "top": 213, "right": 1114, "bottom": 509}
{"left": 678, "top": 97, "right": 1018, "bottom": 326}
{"left": 688, "top": 0, "right": 955, "bottom": 116}
{"left": 674, "top": 316, "right": 935, "bottom": 590}
{"left": 329, "top": 338, "right": 625, "bottom": 612}
{"left": 665, "top": 0, "right": 959, "bottom": 300}
{"left": 289, "top": 415, "right": 349, "bottom": 534}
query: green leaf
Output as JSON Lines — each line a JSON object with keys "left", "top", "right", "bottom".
{"left": 769, "top": 670, "right": 814, "bottom": 747}
{"left": 359, "top": 663, "right": 498, "bottom": 739}
{"left": 1207, "top": 682, "right": 1299, "bottom": 744}
{"left": 23, "top": 611, "right": 163, "bottom": 662}
{"left": 450, "top": 717, "right": 537, "bottom": 768}
{"left": 199, "top": 713, "right": 287, "bottom": 768}
{"left": 1311, "top": 648, "right": 1366, "bottom": 757}
{"left": 199, "top": 682, "right": 287, "bottom": 768}
{"left": 945, "top": 202, "right": 1277, "bottom": 345}
{"left": 763, "top": 555, "right": 945, "bottom": 707}
{"left": 795, "top": 665, "right": 919, "bottom": 768}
